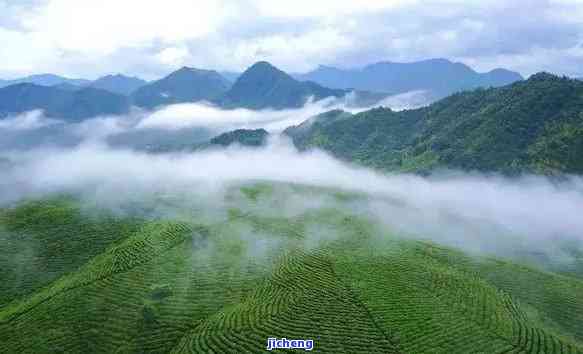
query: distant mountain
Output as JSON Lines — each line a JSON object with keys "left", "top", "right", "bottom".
{"left": 219, "top": 71, "right": 241, "bottom": 82}
{"left": 0, "top": 83, "right": 130, "bottom": 121}
{"left": 284, "top": 72, "right": 583, "bottom": 175}
{"left": 142, "top": 128, "right": 269, "bottom": 153}
{"left": 219, "top": 61, "right": 346, "bottom": 109}
{"left": 0, "top": 74, "right": 90, "bottom": 88}
{"left": 131, "top": 67, "right": 230, "bottom": 109}
{"left": 89, "top": 74, "right": 147, "bottom": 96}
{"left": 51, "top": 82, "right": 82, "bottom": 91}
{"left": 209, "top": 128, "right": 269, "bottom": 147}
{"left": 295, "top": 59, "right": 523, "bottom": 98}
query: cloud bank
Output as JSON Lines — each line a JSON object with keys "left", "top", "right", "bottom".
{"left": 2, "top": 138, "right": 583, "bottom": 264}
{"left": 0, "top": 0, "right": 582, "bottom": 79}
{"left": 0, "top": 97, "right": 581, "bottom": 268}
{"left": 0, "top": 91, "right": 430, "bottom": 151}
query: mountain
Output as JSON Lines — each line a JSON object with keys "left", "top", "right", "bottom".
{"left": 0, "top": 83, "right": 130, "bottom": 121}
{"left": 218, "top": 61, "right": 347, "bottom": 109}
{"left": 209, "top": 128, "right": 268, "bottom": 147}
{"left": 0, "top": 74, "right": 90, "bottom": 88}
{"left": 143, "top": 128, "right": 270, "bottom": 153}
{"left": 219, "top": 71, "right": 241, "bottom": 82}
{"left": 89, "top": 74, "right": 147, "bottom": 96}
{"left": 131, "top": 67, "right": 230, "bottom": 109}
{"left": 51, "top": 82, "right": 82, "bottom": 91}
{"left": 295, "top": 59, "right": 523, "bottom": 98}
{"left": 284, "top": 72, "right": 583, "bottom": 175}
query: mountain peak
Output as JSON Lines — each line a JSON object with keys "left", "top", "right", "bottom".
{"left": 220, "top": 62, "right": 344, "bottom": 109}
{"left": 131, "top": 66, "right": 230, "bottom": 109}
{"left": 249, "top": 61, "right": 277, "bottom": 70}
{"left": 176, "top": 66, "right": 196, "bottom": 73}
{"left": 90, "top": 74, "right": 147, "bottom": 96}
{"left": 242, "top": 61, "right": 287, "bottom": 78}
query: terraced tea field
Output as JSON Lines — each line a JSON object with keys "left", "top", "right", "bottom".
{"left": 0, "top": 183, "right": 582, "bottom": 353}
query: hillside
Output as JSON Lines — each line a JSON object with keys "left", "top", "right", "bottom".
{"left": 131, "top": 67, "right": 231, "bottom": 109}
{"left": 295, "top": 58, "right": 523, "bottom": 98}
{"left": 285, "top": 73, "right": 583, "bottom": 174}
{"left": 0, "top": 185, "right": 582, "bottom": 353}
{"left": 0, "top": 83, "right": 130, "bottom": 121}
{"left": 218, "top": 61, "right": 347, "bottom": 109}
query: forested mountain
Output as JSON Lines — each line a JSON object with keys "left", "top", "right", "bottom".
{"left": 218, "top": 61, "right": 347, "bottom": 109}
{"left": 295, "top": 58, "right": 523, "bottom": 98}
{"left": 131, "top": 67, "right": 231, "bottom": 109}
{"left": 208, "top": 128, "right": 269, "bottom": 147}
{"left": 0, "top": 83, "right": 130, "bottom": 121}
{"left": 89, "top": 74, "right": 147, "bottom": 96}
{"left": 284, "top": 73, "right": 583, "bottom": 175}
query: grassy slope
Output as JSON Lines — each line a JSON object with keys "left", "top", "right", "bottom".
{"left": 0, "top": 185, "right": 582, "bottom": 353}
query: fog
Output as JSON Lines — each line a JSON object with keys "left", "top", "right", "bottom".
{"left": 0, "top": 94, "right": 581, "bottom": 268}
{"left": 1, "top": 136, "right": 583, "bottom": 263}
{"left": 0, "top": 90, "right": 432, "bottom": 152}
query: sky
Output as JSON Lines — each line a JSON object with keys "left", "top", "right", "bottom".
{"left": 0, "top": 0, "right": 582, "bottom": 80}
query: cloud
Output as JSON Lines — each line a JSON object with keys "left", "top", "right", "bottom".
{"left": 375, "top": 90, "right": 432, "bottom": 111}
{"left": 136, "top": 97, "right": 350, "bottom": 132}
{"left": 0, "top": 98, "right": 581, "bottom": 265}
{"left": 0, "top": 110, "right": 61, "bottom": 131}
{"left": 155, "top": 46, "right": 190, "bottom": 66}
{"left": 0, "top": 91, "right": 434, "bottom": 153}
{"left": 1, "top": 0, "right": 582, "bottom": 78}
{"left": 2, "top": 139, "right": 583, "bottom": 264}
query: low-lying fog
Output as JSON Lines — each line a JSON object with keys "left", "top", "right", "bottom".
{"left": 1, "top": 93, "right": 582, "bottom": 267}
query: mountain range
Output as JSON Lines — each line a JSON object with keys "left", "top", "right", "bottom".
{"left": 0, "top": 74, "right": 91, "bottom": 89}
{"left": 0, "top": 58, "right": 524, "bottom": 120}
{"left": 0, "top": 83, "right": 130, "bottom": 121}
{"left": 284, "top": 72, "right": 583, "bottom": 175}
{"left": 5, "top": 59, "right": 581, "bottom": 176}
{"left": 294, "top": 58, "right": 523, "bottom": 98}
{"left": 89, "top": 74, "right": 148, "bottom": 96}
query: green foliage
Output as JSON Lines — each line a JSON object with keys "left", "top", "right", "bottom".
{"left": 0, "top": 198, "right": 142, "bottom": 306}
{"left": 209, "top": 128, "right": 269, "bottom": 147}
{"left": 287, "top": 73, "right": 583, "bottom": 174}
{"left": 1, "top": 187, "right": 582, "bottom": 353}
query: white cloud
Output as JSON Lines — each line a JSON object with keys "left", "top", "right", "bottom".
{"left": 21, "top": 0, "right": 229, "bottom": 55}
{"left": 155, "top": 46, "right": 190, "bottom": 67}
{"left": 0, "top": 110, "right": 61, "bottom": 131}
{"left": 3, "top": 140, "right": 583, "bottom": 260}
{"left": 253, "top": 0, "right": 415, "bottom": 18}
{"left": 0, "top": 0, "right": 582, "bottom": 78}
{"left": 137, "top": 97, "right": 359, "bottom": 132}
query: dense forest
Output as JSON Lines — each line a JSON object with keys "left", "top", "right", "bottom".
{"left": 285, "top": 73, "right": 583, "bottom": 174}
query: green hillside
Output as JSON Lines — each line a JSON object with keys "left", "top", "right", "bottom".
{"left": 1, "top": 184, "right": 582, "bottom": 353}
{"left": 284, "top": 73, "right": 583, "bottom": 174}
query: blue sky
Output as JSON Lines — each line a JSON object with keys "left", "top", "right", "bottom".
{"left": 1, "top": 0, "right": 582, "bottom": 79}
